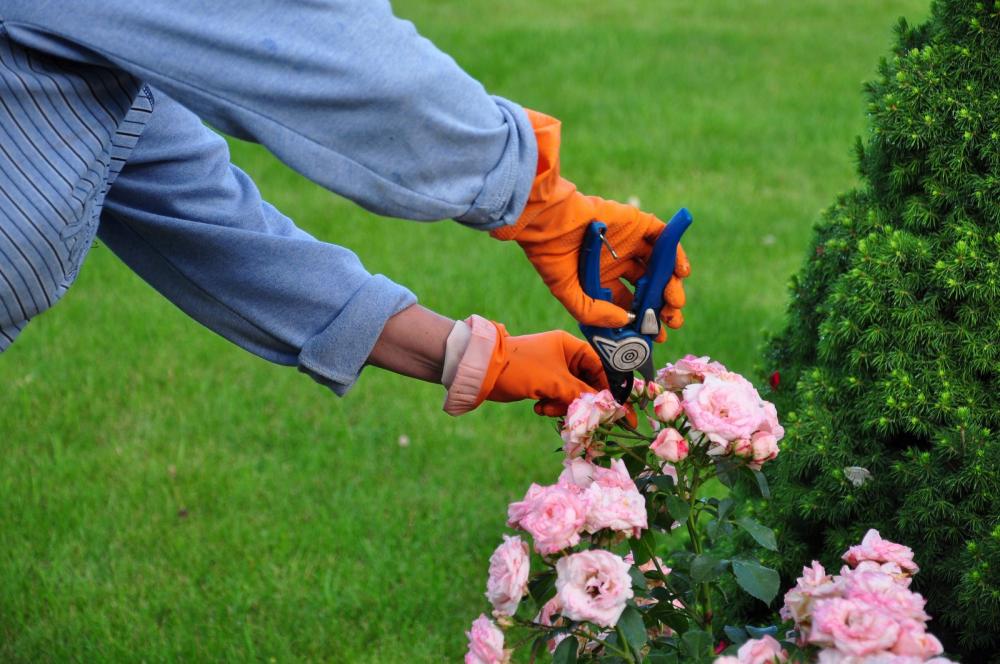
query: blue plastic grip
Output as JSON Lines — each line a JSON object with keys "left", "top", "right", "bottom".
{"left": 632, "top": 208, "right": 693, "bottom": 320}
{"left": 579, "top": 221, "right": 613, "bottom": 303}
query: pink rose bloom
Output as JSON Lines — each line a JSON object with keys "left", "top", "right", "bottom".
{"left": 555, "top": 550, "right": 634, "bottom": 627}
{"left": 759, "top": 400, "right": 786, "bottom": 440}
{"left": 653, "top": 391, "right": 683, "bottom": 422}
{"left": 651, "top": 427, "right": 689, "bottom": 463}
{"left": 736, "top": 635, "right": 788, "bottom": 664}
{"left": 683, "top": 374, "right": 771, "bottom": 444}
{"left": 561, "top": 390, "right": 626, "bottom": 459}
{"left": 780, "top": 561, "right": 837, "bottom": 626}
{"left": 846, "top": 560, "right": 911, "bottom": 587}
{"left": 465, "top": 614, "right": 510, "bottom": 664}
{"left": 535, "top": 597, "right": 569, "bottom": 653}
{"left": 507, "top": 483, "right": 587, "bottom": 554}
{"left": 485, "top": 535, "right": 530, "bottom": 616}
{"left": 713, "top": 658, "right": 740, "bottom": 664}
{"left": 892, "top": 619, "right": 944, "bottom": 658}
{"left": 558, "top": 457, "right": 596, "bottom": 491}
{"left": 839, "top": 571, "right": 929, "bottom": 622}
{"left": 582, "top": 468, "right": 647, "bottom": 538}
{"left": 657, "top": 354, "right": 729, "bottom": 390}
{"left": 808, "top": 597, "right": 901, "bottom": 655}
{"left": 842, "top": 530, "right": 919, "bottom": 575}
{"left": 748, "top": 432, "right": 779, "bottom": 470}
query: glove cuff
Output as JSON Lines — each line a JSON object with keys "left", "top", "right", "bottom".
{"left": 490, "top": 108, "right": 570, "bottom": 242}
{"left": 442, "top": 315, "right": 506, "bottom": 416}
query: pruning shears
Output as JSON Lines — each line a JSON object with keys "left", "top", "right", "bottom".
{"left": 578, "top": 208, "right": 693, "bottom": 404}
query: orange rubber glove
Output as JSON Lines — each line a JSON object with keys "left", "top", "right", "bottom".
{"left": 492, "top": 109, "right": 691, "bottom": 340}
{"left": 473, "top": 322, "right": 609, "bottom": 417}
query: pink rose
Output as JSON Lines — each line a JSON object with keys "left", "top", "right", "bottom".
{"left": 713, "top": 658, "right": 740, "bottom": 664}
{"left": 651, "top": 428, "right": 689, "bottom": 463}
{"left": 842, "top": 530, "right": 919, "bottom": 575}
{"left": 891, "top": 619, "right": 944, "bottom": 658}
{"left": 748, "top": 432, "right": 779, "bottom": 470}
{"left": 561, "top": 390, "right": 627, "bottom": 459}
{"left": 583, "top": 482, "right": 647, "bottom": 537}
{"left": 645, "top": 381, "right": 665, "bottom": 399}
{"left": 507, "top": 483, "right": 587, "bottom": 554}
{"left": 535, "top": 597, "right": 569, "bottom": 654}
{"left": 759, "top": 400, "right": 786, "bottom": 440}
{"left": 682, "top": 374, "right": 771, "bottom": 444}
{"left": 485, "top": 535, "right": 530, "bottom": 616}
{"left": 465, "top": 614, "right": 510, "bottom": 664}
{"left": 846, "top": 560, "right": 911, "bottom": 587}
{"left": 558, "top": 458, "right": 596, "bottom": 490}
{"left": 555, "top": 550, "right": 634, "bottom": 627}
{"left": 653, "top": 391, "right": 683, "bottom": 422}
{"left": 657, "top": 354, "right": 729, "bottom": 390}
{"left": 838, "top": 570, "right": 929, "bottom": 622}
{"left": 580, "top": 460, "right": 647, "bottom": 537}
{"left": 780, "top": 561, "right": 837, "bottom": 626}
{"left": 808, "top": 598, "right": 901, "bottom": 655}
{"left": 736, "top": 635, "right": 788, "bottom": 664}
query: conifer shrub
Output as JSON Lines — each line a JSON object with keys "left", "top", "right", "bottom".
{"left": 755, "top": 1, "right": 1000, "bottom": 657}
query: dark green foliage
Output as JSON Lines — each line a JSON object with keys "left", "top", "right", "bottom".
{"left": 759, "top": 1, "right": 1000, "bottom": 657}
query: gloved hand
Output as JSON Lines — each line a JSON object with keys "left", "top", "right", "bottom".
{"left": 492, "top": 109, "right": 691, "bottom": 340}
{"left": 443, "top": 316, "right": 608, "bottom": 417}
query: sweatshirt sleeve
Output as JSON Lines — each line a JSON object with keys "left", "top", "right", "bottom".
{"left": 98, "top": 89, "right": 416, "bottom": 395}
{"left": 0, "top": 0, "right": 536, "bottom": 230}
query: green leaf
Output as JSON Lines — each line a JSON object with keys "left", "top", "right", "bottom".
{"left": 680, "top": 629, "right": 714, "bottom": 659}
{"left": 736, "top": 516, "right": 778, "bottom": 551}
{"left": 746, "top": 625, "right": 780, "bottom": 639}
{"left": 552, "top": 635, "right": 578, "bottom": 664}
{"left": 617, "top": 605, "right": 648, "bottom": 652}
{"left": 751, "top": 468, "right": 771, "bottom": 499}
{"left": 731, "top": 559, "right": 780, "bottom": 605}
{"left": 630, "top": 528, "right": 657, "bottom": 566}
{"left": 665, "top": 495, "right": 691, "bottom": 522}
{"left": 723, "top": 625, "right": 749, "bottom": 646}
{"left": 528, "top": 570, "right": 556, "bottom": 604}
{"left": 715, "top": 459, "right": 738, "bottom": 488}
{"left": 717, "top": 497, "right": 735, "bottom": 522}
{"left": 690, "top": 554, "right": 727, "bottom": 584}
{"left": 629, "top": 565, "right": 649, "bottom": 591}
{"left": 647, "top": 651, "right": 679, "bottom": 664}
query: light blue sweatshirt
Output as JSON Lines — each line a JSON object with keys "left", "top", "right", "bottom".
{"left": 0, "top": 0, "right": 537, "bottom": 393}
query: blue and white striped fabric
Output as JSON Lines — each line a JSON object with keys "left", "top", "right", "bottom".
{"left": 0, "top": 2, "right": 537, "bottom": 393}
{"left": 0, "top": 35, "right": 145, "bottom": 349}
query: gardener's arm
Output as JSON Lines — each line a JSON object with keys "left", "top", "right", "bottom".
{"left": 100, "top": 92, "right": 604, "bottom": 413}
{"left": 3, "top": 0, "right": 689, "bottom": 333}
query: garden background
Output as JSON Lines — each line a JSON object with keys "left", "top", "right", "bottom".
{"left": 0, "top": 1, "right": 929, "bottom": 661}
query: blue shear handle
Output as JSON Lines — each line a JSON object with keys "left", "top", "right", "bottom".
{"left": 579, "top": 221, "right": 613, "bottom": 303}
{"left": 632, "top": 208, "right": 693, "bottom": 322}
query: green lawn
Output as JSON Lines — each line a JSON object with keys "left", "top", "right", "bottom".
{"left": 0, "top": 1, "right": 927, "bottom": 661}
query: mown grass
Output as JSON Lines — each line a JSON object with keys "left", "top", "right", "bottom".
{"left": 0, "top": 1, "right": 926, "bottom": 661}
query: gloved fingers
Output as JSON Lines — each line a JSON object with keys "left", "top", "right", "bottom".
{"left": 565, "top": 338, "right": 610, "bottom": 392}
{"left": 554, "top": 274, "right": 632, "bottom": 328}
{"left": 535, "top": 398, "right": 570, "bottom": 417}
{"left": 655, "top": 327, "right": 668, "bottom": 343}
{"left": 605, "top": 279, "right": 635, "bottom": 311}
{"left": 664, "top": 276, "right": 686, "bottom": 309}
{"left": 675, "top": 243, "right": 691, "bottom": 278}
{"left": 661, "top": 307, "right": 684, "bottom": 330}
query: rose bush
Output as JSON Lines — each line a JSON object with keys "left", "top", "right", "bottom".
{"left": 462, "top": 355, "right": 955, "bottom": 663}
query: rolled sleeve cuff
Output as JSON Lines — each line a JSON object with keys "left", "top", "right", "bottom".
{"left": 297, "top": 274, "right": 417, "bottom": 395}
{"left": 453, "top": 96, "right": 538, "bottom": 232}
